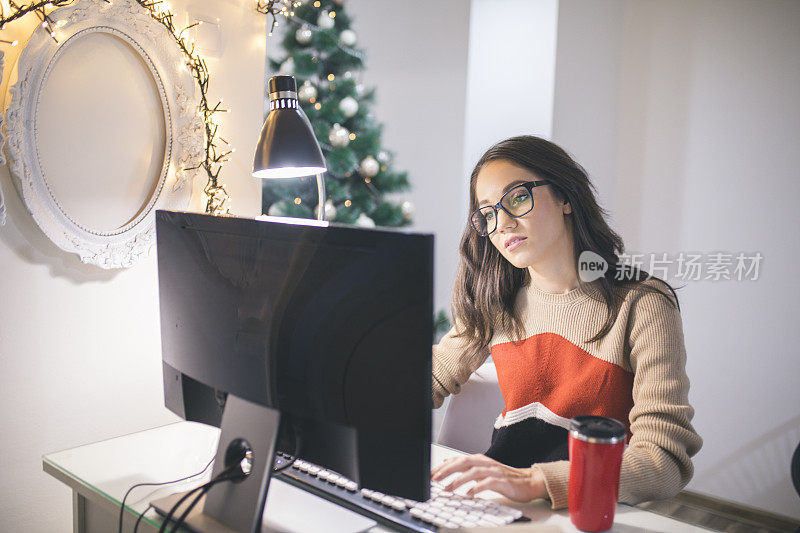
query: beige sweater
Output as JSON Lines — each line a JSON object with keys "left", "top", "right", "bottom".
{"left": 432, "top": 278, "right": 702, "bottom": 509}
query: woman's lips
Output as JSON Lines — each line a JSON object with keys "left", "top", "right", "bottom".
{"left": 505, "top": 237, "right": 527, "bottom": 251}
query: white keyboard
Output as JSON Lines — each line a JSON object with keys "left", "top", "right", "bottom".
{"left": 276, "top": 453, "right": 529, "bottom": 532}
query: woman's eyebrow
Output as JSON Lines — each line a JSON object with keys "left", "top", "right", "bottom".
{"left": 478, "top": 180, "right": 529, "bottom": 207}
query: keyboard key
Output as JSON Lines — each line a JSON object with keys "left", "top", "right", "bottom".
{"left": 344, "top": 481, "right": 358, "bottom": 492}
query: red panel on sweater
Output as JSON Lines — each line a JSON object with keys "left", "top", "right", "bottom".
{"left": 492, "top": 332, "right": 634, "bottom": 428}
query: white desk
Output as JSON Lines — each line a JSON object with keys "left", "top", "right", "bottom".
{"left": 43, "top": 421, "right": 711, "bottom": 532}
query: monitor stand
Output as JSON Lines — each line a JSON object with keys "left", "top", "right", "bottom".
{"left": 151, "top": 395, "right": 281, "bottom": 533}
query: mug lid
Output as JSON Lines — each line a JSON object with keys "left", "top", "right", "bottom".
{"left": 570, "top": 415, "right": 626, "bottom": 442}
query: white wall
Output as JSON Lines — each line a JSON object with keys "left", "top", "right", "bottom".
{"left": 553, "top": 0, "right": 800, "bottom": 520}
{"left": 344, "top": 0, "right": 471, "bottom": 316}
{"left": 0, "top": 1, "right": 265, "bottom": 530}
{"left": 462, "top": 0, "right": 559, "bottom": 182}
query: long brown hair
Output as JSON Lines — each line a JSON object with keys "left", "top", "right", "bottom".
{"left": 451, "top": 135, "right": 678, "bottom": 351}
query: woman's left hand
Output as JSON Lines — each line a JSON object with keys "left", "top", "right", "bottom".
{"left": 430, "top": 454, "right": 547, "bottom": 501}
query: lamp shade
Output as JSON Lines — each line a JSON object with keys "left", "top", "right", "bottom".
{"left": 252, "top": 75, "right": 327, "bottom": 179}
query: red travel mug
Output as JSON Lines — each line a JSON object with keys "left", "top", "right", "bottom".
{"left": 568, "top": 416, "right": 626, "bottom": 532}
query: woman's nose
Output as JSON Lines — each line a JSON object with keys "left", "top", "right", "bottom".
{"left": 496, "top": 209, "right": 517, "bottom": 231}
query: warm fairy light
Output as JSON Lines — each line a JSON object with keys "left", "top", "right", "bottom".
{"left": 329, "top": 11, "right": 335, "bottom": 18}
{"left": 348, "top": 133, "right": 356, "bottom": 140}
{"left": 344, "top": 200, "right": 352, "bottom": 207}
{"left": 314, "top": 103, "right": 321, "bottom": 110}
{"left": 309, "top": 97, "right": 316, "bottom": 103}
{"left": 294, "top": 197, "right": 302, "bottom": 205}
{"left": 381, "top": 165, "right": 387, "bottom": 171}
{"left": 313, "top": 1, "right": 320, "bottom": 6}
{"left": 365, "top": 178, "right": 371, "bottom": 183}
{"left": 327, "top": 73, "right": 335, "bottom": 81}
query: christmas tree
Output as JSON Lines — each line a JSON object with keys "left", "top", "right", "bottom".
{"left": 263, "top": 0, "right": 413, "bottom": 227}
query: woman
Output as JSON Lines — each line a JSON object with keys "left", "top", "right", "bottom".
{"left": 430, "top": 135, "right": 702, "bottom": 509}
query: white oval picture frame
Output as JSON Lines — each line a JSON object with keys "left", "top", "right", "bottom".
{"left": 3, "top": 0, "right": 204, "bottom": 268}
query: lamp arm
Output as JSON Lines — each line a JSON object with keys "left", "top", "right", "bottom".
{"left": 316, "top": 173, "right": 327, "bottom": 221}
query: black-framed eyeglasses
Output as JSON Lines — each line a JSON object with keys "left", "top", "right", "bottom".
{"left": 470, "top": 180, "right": 549, "bottom": 236}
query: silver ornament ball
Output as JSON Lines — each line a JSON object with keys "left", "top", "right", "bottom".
{"left": 317, "top": 11, "right": 335, "bottom": 29}
{"left": 295, "top": 25, "right": 313, "bottom": 45}
{"left": 298, "top": 81, "right": 317, "bottom": 103}
{"left": 339, "top": 96, "right": 359, "bottom": 118}
{"left": 316, "top": 199, "right": 337, "bottom": 220}
{"left": 355, "top": 213, "right": 376, "bottom": 228}
{"left": 360, "top": 156, "right": 379, "bottom": 178}
{"left": 329, "top": 123, "right": 351, "bottom": 148}
{"left": 339, "top": 29, "right": 357, "bottom": 47}
{"left": 401, "top": 200, "right": 415, "bottom": 221}
{"left": 279, "top": 57, "right": 295, "bottom": 75}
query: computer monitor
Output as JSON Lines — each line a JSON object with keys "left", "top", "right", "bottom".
{"left": 155, "top": 210, "right": 433, "bottom": 531}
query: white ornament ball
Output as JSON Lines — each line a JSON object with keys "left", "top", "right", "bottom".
{"left": 268, "top": 201, "right": 288, "bottom": 217}
{"left": 343, "top": 71, "right": 353, "bottom": 80}
{"left": 339, "top": 29, "right": 357, "bottom": 47}
{"left": 298, "top": 81, "right": 317, "bottom": 103}
{"left": 329, "top": 123, "right": 350, "bottom": 148}
{"left": 279, "top": 57, "right": 295, "bottom": 75}
{"left": 318, "top": 11, "right": 335, "bottom": 29}
{"left": 339, "top": 96, "right": 359, "bottom": 118}
{"left": 295, "top": 25, "right": 313, "bottom": 45}
{"left": 355, "top": 213, "right": 376, "bottom": 228}
{"left": 377, "top": 150, "right": 390, "bottom": 163}
{"left": 359, "top": 156, "right": 379, "bottom": 178}
{"left": 355, "top": 83, "right": 365, "bottom": 97}
{"left": 316, "top": 199, "right": 337, "bottom": 220}
{"left": 401, "top": 200, "right": 415, "bottom": 221}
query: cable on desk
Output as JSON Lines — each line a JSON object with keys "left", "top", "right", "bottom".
{"left": 133, "top": 504, "right": 153, "bottom": 533}
{"left": 159, "top": 463, "right": 245, "bottom": 533}
{"left": 117, "top": 456, "right": 214, "bottom": 533}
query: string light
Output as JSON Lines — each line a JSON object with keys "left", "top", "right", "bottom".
{"left": 344, "top": 200, "right": 352, "bottom": 207}
{"left": 348, "top": 133, "right": 355, "bottom": 140}
{"left": 327, "top": 73, "right": 334, "bottom": 81}
{"left": 0, "top": 0, "right": 307, "bottom": 216}
{"left": 255, "top": 0, "right": 303, "bottom": 35}
{"left": 294, "top": 197, "right": 302, "bottom": 205}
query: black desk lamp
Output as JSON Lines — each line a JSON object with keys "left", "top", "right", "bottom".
{"left": 253, "top": 75, "right": 328, "bottom": 220}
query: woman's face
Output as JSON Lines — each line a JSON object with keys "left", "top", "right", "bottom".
{"left": 474, "top": 159, "right": 572, "bottom": 269}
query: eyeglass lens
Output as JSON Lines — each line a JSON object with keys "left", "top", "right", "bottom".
{"left": 471, "top": 184, "right": 534, "bottom": 236}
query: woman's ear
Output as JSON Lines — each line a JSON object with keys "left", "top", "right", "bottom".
{"left": 563, "top": 201, "right": 572, "bottom": 215}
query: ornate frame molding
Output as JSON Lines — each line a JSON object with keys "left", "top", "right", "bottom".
{"left": 3, "top": 0, "right": 204, "bottom": 268}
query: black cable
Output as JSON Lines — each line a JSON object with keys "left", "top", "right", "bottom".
{"left": 157, "top": 463, "right": 244, "bottom": 533}
{"left": 118, "top": 456, "right": 214, "bottom": 533}
{"left": 168, "top": 472, "right": 242, "bottom": 533}
{"left": 133, "top": 504, "right": 153, "bottom": 533}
